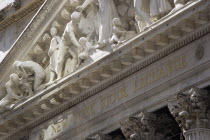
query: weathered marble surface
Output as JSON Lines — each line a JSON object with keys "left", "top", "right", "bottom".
{"left": 0, "top": 10, "right": 37, "bottom": 62}
{"left": 28, "top": 33, "right": 210, "bottom": 140}
{"left": 0, "top": 0, "right": 209, "bottom": 139}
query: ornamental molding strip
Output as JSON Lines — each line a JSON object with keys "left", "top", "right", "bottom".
{"left": 0, "top": 0, "right": 209, "bottom": 139}
{"left": 0, "top": 0, "right": 45, "bottom": 31}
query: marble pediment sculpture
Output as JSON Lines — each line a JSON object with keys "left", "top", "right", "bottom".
{"left": 0, "top": 0, "right": 198, "bottom": 114}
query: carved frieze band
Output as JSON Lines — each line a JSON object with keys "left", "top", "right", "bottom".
{"left": 3, "top": 21, "right": 210, "bottom": 140}
{"left": 0, "top": 0, "right": 44, "bottom": 31}
{"left": 0, "top": 0, "right": 210, "bottom": 139}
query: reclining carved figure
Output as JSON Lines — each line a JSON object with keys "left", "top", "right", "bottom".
{"left": 0, "top": 73, "right": 33, "bottom": 113}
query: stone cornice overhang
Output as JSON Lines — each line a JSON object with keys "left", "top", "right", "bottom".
{"left": 0, "top": 0, "right": 45, "bottom": 32}
{"left": 0, "top": 0, "right": 210, "bottom": 139}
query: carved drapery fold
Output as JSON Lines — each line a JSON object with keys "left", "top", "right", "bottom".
{"left": 168, "top": 87, "right": 210, "bottom": 140}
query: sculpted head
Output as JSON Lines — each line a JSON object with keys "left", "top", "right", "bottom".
{"left": 13, "top": 61, "right": 22, "bottom": 70}
{"left": 71, "top": 11, "right": 83, "bottom": 22}
{"left": 50, "top": 27, "right": 57, "bottom": 37}
{"left": 10, "top": 73, "right": 19, "bottom": 83}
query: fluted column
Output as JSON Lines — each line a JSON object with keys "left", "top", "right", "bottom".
{"left": 168, "top": 87, "right": 210, "bottom": 140}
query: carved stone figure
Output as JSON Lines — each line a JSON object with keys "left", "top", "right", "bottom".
{"left": 117, "top": 0, "right": 137, "bottom": 31}
{"left": 46, "top": 27, "right": 61, "bottom": 85}
{"left": 57, "top": 12, "right": 84, "bottom": 80}
{"left": 78, "top": 37, "right": 94, "bottom": 63}
{"left": 150, "top": 0, "right": 172, "bottom": 19}
{"left": 134, "top": 0, "right": 152, "bottom": 31}
{"left": 77, "top": 0, "right": 118, "bottom": 48}
{"left": 110, "top": 18, "right": 136, "bottom": 47}
{"left": 110, "top": 18, "right": 127, "bottom": 45}
{"left": 13, "top": 61, "right": 46, "bottom": 93}
{"left": 0, "top": 73, "right": 33, "bottom": 113}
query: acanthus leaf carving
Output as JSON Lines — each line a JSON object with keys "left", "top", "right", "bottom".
{"left": 121, "top": 112, "right": 163, "bottom": 140}
{"left": 168, "top": 87, "right": 210, "bottom": 132}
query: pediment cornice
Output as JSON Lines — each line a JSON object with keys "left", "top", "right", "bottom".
{"left": 0, "top": 0, "right": 45, "bottom": 31}
{"left": 0, "top": 0, "right": 209, "bottom": 139}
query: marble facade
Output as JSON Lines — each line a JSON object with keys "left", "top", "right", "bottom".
{"left": 0, "top": 0, "right": 210, "bottom": 140}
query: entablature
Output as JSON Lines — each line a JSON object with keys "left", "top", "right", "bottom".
{"left": 0, "top": 0, "right": 210, "bottom": 139}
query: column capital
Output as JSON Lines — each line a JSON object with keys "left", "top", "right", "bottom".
{"left": 168, "top": 87, "right": 210, "bottom": 132}
{"left": 121, "top": 112, "right": 165, "bottom": 140}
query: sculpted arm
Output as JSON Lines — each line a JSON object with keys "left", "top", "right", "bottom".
{"left": 56, "top": 36, "right": 62, "bottom": 43}
{"left": 19, "top": 65, "right": 28, "bottom": 79}
{"left": 68, "top": 25, "right": 83, "bottom": 50}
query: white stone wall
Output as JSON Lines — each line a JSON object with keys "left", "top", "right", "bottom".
{"left": 0, "top": 10, "right": 37, "bottom": 62}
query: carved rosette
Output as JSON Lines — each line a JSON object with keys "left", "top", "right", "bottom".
{"left": 168, "top": 87, "right": 210, "bottom": 139}
{"left": 121, "top": 112, "right": 164, "bottom": 140}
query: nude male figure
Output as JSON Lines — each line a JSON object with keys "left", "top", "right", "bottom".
{"left": 0, "top": 73, "right": 33, "bottom": 113}
{"left": 56, "top": 12, "right": 84, "bottom": 80}
{"left": 13, "top": 61, "right": 46, "bottom": 93}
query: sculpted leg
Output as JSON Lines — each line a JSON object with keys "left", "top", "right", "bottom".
{"left": 33, "top": 75, "right": 45, "bottom": 93}
{"left": 68, "top": 45, "right": 78, "bottom": 70}
{"left": 56, "top": 40, "right": 67, "bottom": 80}
{"left": 46, "top": 71, "right": 56, "bottom": 86}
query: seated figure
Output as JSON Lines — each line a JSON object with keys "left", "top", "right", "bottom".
{"left": 110, "top": 18, "right": 136, "bottom": 46}
{"left": 13, "top": 61, "right": 46, "bottom": 93}
{"left": 78, "top": 37, "right": 94, "bottom": 64}
{"left": 0, "top": 73, "right": 33, "bottom": 113}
